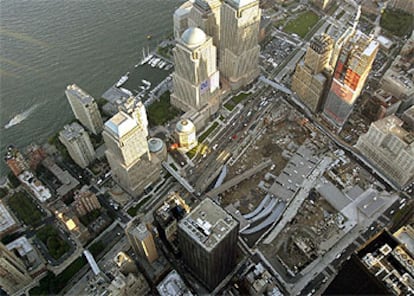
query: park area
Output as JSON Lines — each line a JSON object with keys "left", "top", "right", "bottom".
{"left": 7, "top": 191, "right": 45, "bottom": 226}
{"left": 147, "top": 91, "right": 181, "bottom": 126}
{"left": 284, "top": 11, "right": 320, "bottom": 38}
{"left": 380, "top": 9, "right": 413, "bottom": 37}
{"left": 36, "top": 224, "right": 71, "bottom": 260}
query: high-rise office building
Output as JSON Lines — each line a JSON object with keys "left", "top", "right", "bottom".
{"left": 177, "top": 198, "right": 239, "bottom": 290}
{"left": 323, "top": 31, "right": 379, "bottom": 129}
{"left": 355, "top": 115, "right": 414, "bottom": 188}
{"left": 59, "top": 122, "right": 96, "bottom": 168}
{"left": 188, "top": 0, "right": 222, "bottom": 50}
{"left": 174, "top": 1, "right": 193, "bottom": 40}
{"left": 219, "top": 0, "right": 261, "bottom": 90}
{"left": 103, "top": 106, "right": 160, "bottom": 197}
{"left": 171, "top": 27, "right": 220, "bottom": 113}
{"left": 126, "top": 218, "right": 159, "bottom": 264}
{"left": 291, "top": 34, "right": 333, "bottom": 112}
{"left": 65, "top": 84, "right": 104, "bottom": 135}
{"left": 0, "top": 243, "right": 32, "bottom": 295}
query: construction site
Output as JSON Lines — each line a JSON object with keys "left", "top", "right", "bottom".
{"left": 261, "top": 188, "right": 345, "bottom": 274}
{"left": 220, "top": 102, "right": 309, "bottom": 211}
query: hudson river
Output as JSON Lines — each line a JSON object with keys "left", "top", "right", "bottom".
{"left": 0, "top": 0, "right": 182, "bottom": 175}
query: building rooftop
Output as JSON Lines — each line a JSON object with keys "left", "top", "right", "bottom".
{"left": 60, "top": 122, "right": 86, "bottom": 141}
{"left": 178, "top": 198, "right": 238, "bottom": 251}
{"left": 374, "top": 115, "right": 412, "bottom": 143}
{"left": 66, "top": 84, "right": 95, "bottom": 105}
{"left": 0, "top": 202, "right": 17, "bottom": 233}
{"left": 176, "top": 119, "right": 195, "bottom": 133}
{"left": 181, "top": 27, "right": 207, "bottom": 47}
{"left": 148, "top": 138, "right": 164, "bottom": 153}
{"left": 156, "top": 270, "right": 193, "bottom": 296}
{"left": 105, "top": 111, "right": 137, "bottom": 138}
{"left": 394, "top": 225, "right": 414, "bottom": 256}
{"left": 6, "top": 236, "right": 33, "bottom": 257}
{"left": 18, "top": 171, "right": 52, "bottom": 202}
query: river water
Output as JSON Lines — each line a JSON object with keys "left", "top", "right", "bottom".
{"left": 0, "top": 0, "right": 182, "bottom": 175}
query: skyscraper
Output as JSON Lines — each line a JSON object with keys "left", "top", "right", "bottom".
{"left": 171, "top": 27, "right": 220, "bottom": 113}
{"left": 59, "top": 122, "right": 96, "bottom": 168}
{"left": 0, "top": 243, "right": 32, "bottom": 295}
{"left": 323, "top": 31, "right": 379, "bottom": 129}
{"left": 291, "top": 34, "right": 333, "bottom": 112}
{"left": 177, "top": 198, "right": 239, "bottom": 290}
{"left": 103, "top": 104, "right": 160, "bottom": 197}
{"left": 188, "top": 0, "right": 222, "bottom": 49}
{"left": 219, "top": 0, "right": 261, "bottom": 90}
{"left": 355, "top": 115, "right": 414, "bottom": 188}
{"left": 126, "top": 218, "right": 159, "bottom": 264}
{"left": 65, "top": 84, "right": 104, "bottom": 135}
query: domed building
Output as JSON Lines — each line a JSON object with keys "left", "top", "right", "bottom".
{"left": 148, "top": 137, "right": 167, "bottom": 161}
{"left": 171, "top": 27, "right": 220, "bottom": 118}
{"left": 175, "top": 119, "right": 198, "bottom": 151}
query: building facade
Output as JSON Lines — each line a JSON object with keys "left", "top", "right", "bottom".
{"left": 126, "top": 218, "right": 159, "bottom": 264}
{"left": 0, "top": 243, "right": 32, "bottom": 295}
{"left": 291, "top": 34, "right": 333, "bottom": 112}
{"left": 59, "top": 122, "right": 96, "bottom": 168}
{"left": 73, "top": 186, "right": 101, "bottom": 216}
{"left": 171, "top": 27, "right": 220, "bottom": 113}
{"left": 188, "top": 0, "right": 222, "bottom": 50}
{"left": 103, "top": 103, "right": 160, "bottom": 197}
{"left": 323, "top": 31, "right": 379, "bottom": 129}
{"left": 355, "top": 115, "right": 414, "bottom": 188}
{"left": 177, "top": 198, "right": 239, "bottom": 290}
{"left": 65, "top": 84, "right": 103, "bottom": 135}
{"left": 219, "top": 0, "right": 261, "bottom": 90}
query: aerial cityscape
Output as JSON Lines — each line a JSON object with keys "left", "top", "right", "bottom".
{"left": 1, "top": 0, "right": 414, "bottom": 295}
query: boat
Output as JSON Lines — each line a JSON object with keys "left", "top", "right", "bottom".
{"left": 4, "top": 105, "right": 38, "bottom": 129}
{"left": 139, "top": 47, "right": 153, "bottom": 66}
{"left": 147, "top": 34, "right": 152, "bottom": 40}
{"left": 116, "top": 72, "right": 129, "bottom": 87}
{"left": 142, "top": 79, "right": 151, "bottom": 87}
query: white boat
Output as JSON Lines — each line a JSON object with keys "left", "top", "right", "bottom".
{"left": 142, "top": 79, "right": 151, "bottom": 87}
{"left": 116, "top": 72, "right": 129, "bottom": 87}
{"left": 4, "top": 105, "right": 38, "bottom": 129}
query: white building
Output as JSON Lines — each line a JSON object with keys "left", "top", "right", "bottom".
{"left": 176, "top": 119, "right": 198, "bottom": 152}
{"left": 65, "top": 84, "right": 103, "bottom": 135}
{"left": 171, "top": 27, "right": 220, "bottom": 114}
{"left": 59, "top": 122, "right": 96, "bottom": 168}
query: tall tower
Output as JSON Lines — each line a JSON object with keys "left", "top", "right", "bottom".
{"left": 291, "top": 34, "right": 333, "bottom": 112}
{"left": 59, "top": 122, "right": 96, "bottom": 168}
{"left": 103, "top": 105, "right": 160, "bottom": 196}
{"left": 0, "top": 243, "right": 32, "bottom": 295}
{"left": 323, "top": 31, "right": 379, "bottom": 129}
{"left": 188, "top": 0, "right": 222, "bottom": 50}
{"left": 65, "top": 84, "right": 104, "bottom": 135}
{"left": 126, "top": 218, "right": 159, "bottom": 264}
{"left": 171, "top": 27, "right": 220, "bottom": 113}
{"left": 177, "top": 198, "right": 239, "bottom": 291}
{"left": 219, "top": 0, "right": 261, "bottom": 90}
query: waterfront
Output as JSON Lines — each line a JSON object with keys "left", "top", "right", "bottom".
{"left": 0, "top": 0, "right": 182, "bottom": 175}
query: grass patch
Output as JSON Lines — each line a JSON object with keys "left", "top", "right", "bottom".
{"left": 127, "top": 196, "right": 151, "bottom": 216}
{"left": 8, "top": 191, "right": 44, "bottom": 226}
{"left": 186, "top": 144, "right": 199, "bottom": 159}
{"left": 36, "top": 225, "right": 70, "bottom": 260}
{"left": 224, "top": 101, "right": 236, "bottom": 111}
{"left": 199, "top": 122, "right": 219, "bottom": 143}
{"left": 284, "top": 11, "right": 320, "bottom": 38}
{"left": 147, "top": 91, "right": 181, "bottom": 126}
{"left": 89, "top": 240, "right": 105, "bottom": 257}
{"left": 232, "top": 92, "right": 249, "bottom": 104}
{"left": 30, "top": 257, "right": 87, "bottom": 295}
{"left": 380, "top": 9, "right": 414, "bottom": 37}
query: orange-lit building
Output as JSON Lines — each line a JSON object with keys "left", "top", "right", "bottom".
{"left": 323, "top": 31, "right": 379, "bottom": 129}
{"left": 4, "top": 146, "right": 28, "bottom": 177}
